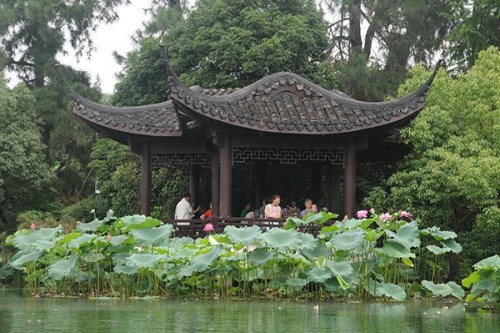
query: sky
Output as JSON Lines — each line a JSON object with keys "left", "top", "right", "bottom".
{"left": 7, "top": 1, "right": 154, "bottom": 94}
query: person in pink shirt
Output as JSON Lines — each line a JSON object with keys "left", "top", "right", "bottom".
{"left": 265, "top": 194, "right": 282, "bottom": 219}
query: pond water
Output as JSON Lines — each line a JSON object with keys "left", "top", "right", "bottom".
{"left": 0, "top": 288, "right": 498, "bottom": 333}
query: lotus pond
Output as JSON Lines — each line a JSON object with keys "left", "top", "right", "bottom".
{"left": 2, "top": 211, "right": 498, "bottom": 307}
{"left": 0, "top": 288, "right": 498, "bottom": 333}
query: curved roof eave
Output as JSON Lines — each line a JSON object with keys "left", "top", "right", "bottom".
{"left": 70, "top": 91, "right": 182, "bottom": 137}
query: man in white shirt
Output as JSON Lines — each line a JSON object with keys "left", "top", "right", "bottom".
{"left": 175, "top": 192, "right": 195, "bottom": 220}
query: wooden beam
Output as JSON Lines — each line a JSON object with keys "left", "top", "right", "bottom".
{"left": 140, "top": 142, "right": 152, "bottom": 215}
{"left": 211, "top": 151, "right": 220, "bottom": 216}
{"left": 312, "top": 164, "right": 322, "bottom": 204}
{"left": 219, "top": 134, "right": 233, "bottom": 216}
{"left": 344, "top": 141, "right": 356, "bottom": 218}
{"left": 254, "top": 160, "right": 266, "bottom": 209}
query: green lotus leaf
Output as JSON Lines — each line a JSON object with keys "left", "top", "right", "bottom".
{"left": 441, "top": 239, "right": 462, "bottom": 253}
{"left": 130, "top": 224, "right": 173, "bottom": 246}
{"left": 109, "top": 234, "right": 132, "bottom": 246}
{"left": 10, "top": 250, "right": 43, "bottom": 269}
{"left": 178, "top": 265, "right": 194, "bottom": 277}
{"left": 114, "top": 264, "right": 138, "bottom": 275}
{"left": 248, "top": 248, "right": 273, "bottom": 266}
{"left": 426, "top": 245, "right": 449, "bottom": 255}
{"left": 336, "top": 275, "right": 350, "bottom": 289}
{"left": 328, "top": 229, "right": 365, "bottom": 251}
{"left": 126, "top": 253, "right": 163, "bottom": 268}
{"left": 343, "top": 218, "right": 362, "bottom": 229}
{"left": 301, "top": 242, "right": 332, "bottom": 260}
{"left": 48, "top": 255, "right": 77, "bottom": 280}
{"left": 386, "top": 222, "right": 421, "bottom": 248}
{"left": 12, "top": 227, "right": 62, "bottom": 251}
{"left": 383, "top": 239, "right": 415, "bottom": 258}
{"left": 82, "top": 250, "right": 105, "bottom": 263}
{"left": 327, "top": 260, "right": 354, "bottom": 277}
{"left": 76, "top": 219, "right": 104, "bottom": 233}
{"left": 324, "top": 277, "right": 342, "bottom": 293}
{"left": 284, "top": 217, "right": 304, "bottom": 230}
{"left": 126, "top": 216, "right": 162, "bottom": 230}
{"left": 318, "top": 212, "right": 339, "bottom": 224}
{"left": 286, "top": 278, "right": 307, "bottom": 288}
{"left": 308, "top": 267, "right": 332, "bottom": 283}
{"left": 224, "top": 225, "right": 262, "bottom": 246}
{"left": 473, "top": 255, "right": 500, "bottom": 270}
{"left": 304, "top": 212, "right": 324, "bottom": 224}
{"left": 319, "top": 225, "right": 340, "bottom": 236}
{"left": 377, "top": 282, "right": 406, "bottom": 300}
{"left": 422, "top": 280, "right": 452, "bottom": 297}
{"left": 298, "top": 233, "right": 318, "bottom": 250}
{"left": 257, "top": 228, "right": 300, "bottom": 251}
{"left": 421, "top": 227, "right": 457, "bottom": 241}
{"left": 447, "top": 281, "right": 465, "bottom": 299}
{"left": 191, "top": 248, "right": 221, "bottom": 272}
{"left": 69, "top": 234, "right": 95, "bottom": 249}
{"left": 462, "top": 271, "right": 480, "bottom": 288}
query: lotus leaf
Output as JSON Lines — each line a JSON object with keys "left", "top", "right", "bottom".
{"left": 76, "top": 219, "right": 104, "bottom": 233}
{"left": 283, "top": 217, "right": 304, "bottom": 230}
{"left": 473, "top": 255, "right": 500, "bottom": 270}
{"left": 383, "top": 240, "right": 415, "bottom": 258}
{"left": 301, "top": 242, "right": 332, "bottom": 260}
{"left": 376, "top": 283, "right": 406, "bottom": 300}
{"left": 308, "top": 267, "right": 332, "bottom": 283}
{"left": 190, "top": 248, "right": 221, "bottom": 272}
{"left": 328, "top": 229, "right": 365, "bottom": 251}
{"left": 10, "top": 250, "right": 43, "bottom": 269}
{"left": 327, "top": 260, "right": 354, "bottom": 277}
{"left": 286, "top": 278, "right": 307, "bottom": 288}
{"left": 224, "top": 225, "right": 261, "bottom": 246}
{"left": 385, "top": 222, "right": 421, "bottom": 248}
{"left": 69, "top": 234, "right": 95, "bottom": 249}
{"left": 109, "top": 234, "right": 132, "bottom": 246}
{"left": 126, "top": 253, "right": 164, "bottom": 268}
{"left": 48, "top": 255, "right": 77, "bottom": 280}
{"left": 422, "top": 280, "right": 453, "bottom": 297}
{"left": 426, "top": 245, "right": 449, "bottom": 255}
{"left": 298, "top": 233, "right": 318, "bottom": 250}
{"left": 441, "top": 239, "right": 462, "bottom": 253}
{"left": 421, "top": 227, "right": 457, "bottom": 240}
{"left": 126, "top": 216, "right": 162, "bottom": 230}
{"left": 247, "top": 248, "right": 273, "bottom": 266}
{"left": 257, "top": 228, "right": 300, "bottom": 251}
{"left": 12, "top": 227, "right": 62, "bottom": 251}
{"left": 447, "top": 281, "right": 465, "bottom": 299}
{"left": 114, "top": 264, "right": 139, "bottom": 275}
{"left": 130, "top": 224, "right": 173, "bottom": 246}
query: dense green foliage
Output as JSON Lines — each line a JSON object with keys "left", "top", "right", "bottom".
{"left": 363, "top": 47, "right": 500, "bottom": 279}
{"left": 113, "top": 0, "right": 336, "bottom": 105}
{"left": 4, "top": 211, "right": 468, "bottom": 301}
{"left": 0, "top": 76, "right": 54, "bottom": 230}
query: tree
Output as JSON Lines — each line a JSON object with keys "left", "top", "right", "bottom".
{"left": 0, "top": 75, "right": 55, "bottom": 231}
{"left": 0, "top": 0, "right": 130, "bottom": 88}
{"left": 364, "top": 47, "right": 500, "bottom": 279}
{"left": 113, "top": 0, "right": 335, "bottom": 105}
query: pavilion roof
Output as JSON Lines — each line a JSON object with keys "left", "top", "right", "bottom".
{"left": 70, "top": 60, "right": 441, "bottom": 138}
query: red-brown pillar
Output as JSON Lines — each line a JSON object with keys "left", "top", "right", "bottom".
{"left": 343, "top": 141, "right": 356, "bottom": 218}
{"left": 328, "top": 165, "right": 341, "bottom": 213}
{"left": 140, "top": 142, "right": 152, "bottom": 216}
{"left": 189, "top": 164, "right": 200, "bottom": 207}
{"left": 219, "top": 134, "right": 233, "bottom": 216}
{"left": 211, "top": 151, "right": 220, "bottom": 216}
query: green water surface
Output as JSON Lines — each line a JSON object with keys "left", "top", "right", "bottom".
{"left": 0, "top": 288, "right": 498, "bottom": 333}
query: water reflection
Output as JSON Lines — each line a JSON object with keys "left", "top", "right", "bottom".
{"left": 0, "top": 289, "right": 498, "bottom": 333}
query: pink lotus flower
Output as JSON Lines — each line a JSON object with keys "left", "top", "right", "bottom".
{"left": 380, "top": 212, "right": 392, "bottom": 222}
{"left": 400, "top": 211, "right": 412, "bottom": 218}
{"left": 203, "top": 223, "right": 214, "bottom": 232}
{"left": 356, "top": 210, "right": 368, "bottom": 219}
{"left": 30, "top": 223, "right": 36, "bottom": 231}
{"left": 107, "top": 235, "right": 112, "bottom": 242}
{"left": 370, "top": 207, "right": 376, "bottom": 215}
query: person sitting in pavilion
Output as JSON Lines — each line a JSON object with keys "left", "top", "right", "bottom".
{"left": 299, "top": 198, "right": 314, "bottom": 218}
{"left": 265, "top": 194, "right": 282, "bottom": 219}
{"left": 174, "top": 192, "right": 200, "bottom": 220}
{"left": 200, "top": 203, "right": 212, "bottom": 220}
{"left": 240, "top": 202, "right": 252, "bottom": 218}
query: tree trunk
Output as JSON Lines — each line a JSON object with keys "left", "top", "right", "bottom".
{"left": 348, "top": 0, "right": 363, "bottom": 60}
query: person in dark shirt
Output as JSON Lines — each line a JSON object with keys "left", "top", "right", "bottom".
{"left": 240, "top": 202, "right": 252, "bottom": 217}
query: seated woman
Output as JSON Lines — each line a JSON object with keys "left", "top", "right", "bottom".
{"left": 265, "top": 194, "right": 282, "bottom": 219}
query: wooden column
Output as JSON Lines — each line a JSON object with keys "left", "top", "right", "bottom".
{"left": 344, "top": 141, "right": 356, "bottom": 218}
{"left": 311, "top": 164, "right": 322, "bottom": 204}
{"left": 140, "top": 142, "right": 152, "bottom": 216}
{"left": 211, "top": 151, "right": 220, "bottom": 216}
{"left": 219, "top": 134, "right": 233, "bottom": 216}
{"left": 189, "top": 164, "right": 200, "bottom": 207}
{"left": 254, "top": 160, "right": 266, "bottom": 209}
{"left": 328, "top": 165, "right": 341, "bottom": 213}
